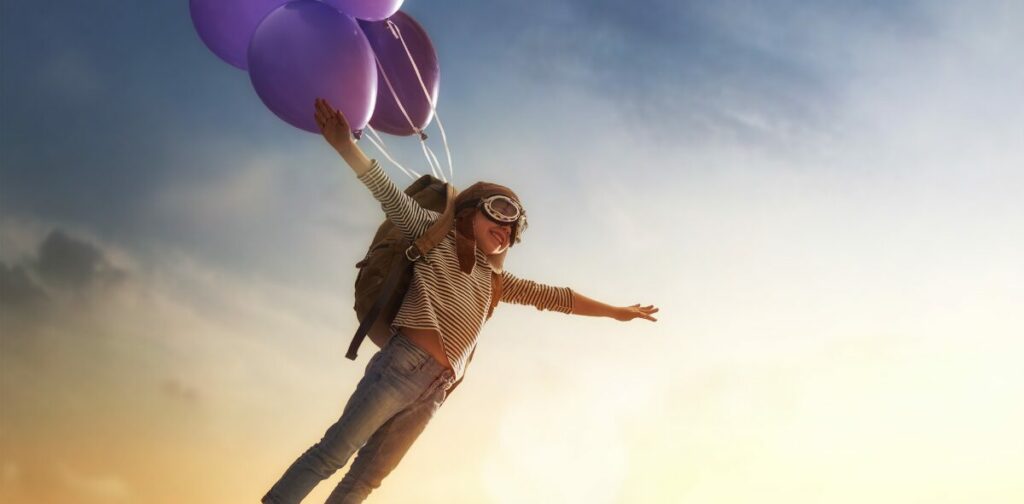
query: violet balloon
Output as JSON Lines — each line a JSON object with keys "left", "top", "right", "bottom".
{"left": 248, "top": 1, "right": 376, "bottom": 134}
{"left": 189, "top": 0, "right": 291, "bottom": 70}
{"left": 360, "top": 11, "right": 439, "bottom": 137}
{"left": 324, "top": 0, "right": 403, "bottom": 22}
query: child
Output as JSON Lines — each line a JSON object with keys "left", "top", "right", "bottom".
{"left": 262, "top": 98, "right": 659, "bottom": 504}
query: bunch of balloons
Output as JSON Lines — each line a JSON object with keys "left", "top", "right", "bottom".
{"left": 190, "top": 0, "right": 439, "bottom": 137}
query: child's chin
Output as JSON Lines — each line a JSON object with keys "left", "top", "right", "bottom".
{"left": 478, "top": 239, "right": 504, "bottom": 256}
{"left": 484, "top": 244, "right": 507, "bottom": 256}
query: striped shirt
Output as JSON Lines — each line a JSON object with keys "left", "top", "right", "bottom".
{"left": 358, "top": 160, "right": 574, "bottom": 380}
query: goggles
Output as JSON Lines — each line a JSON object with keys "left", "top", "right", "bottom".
{"left": 478, "top": 195, "right": 528, "bottom": 244}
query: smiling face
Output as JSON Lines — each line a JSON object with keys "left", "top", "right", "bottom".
{"left": 472, "top": 210, "right": 512, "bottom": 256}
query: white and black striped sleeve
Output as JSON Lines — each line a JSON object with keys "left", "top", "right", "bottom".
{"left": 500, "top": 270, "right": 575, "bottom": 314}
{"left": 357, "top": 159, "right": 440, "bottom": 240}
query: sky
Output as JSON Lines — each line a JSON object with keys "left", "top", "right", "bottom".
{"left": 2, "top": 0, "right": 1023, "bottom": 502}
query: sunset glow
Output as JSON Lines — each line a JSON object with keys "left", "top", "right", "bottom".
{"left": 2, "top": 1, "right": 1022, "bottom": 503}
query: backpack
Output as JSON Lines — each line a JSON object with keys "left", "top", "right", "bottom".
{"left": 345, "top": 173, "right": 456, "bottom": 360}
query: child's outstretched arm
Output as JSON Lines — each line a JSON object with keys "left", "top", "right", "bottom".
{"left": 314, "top": 98, "right": 439, "bottom": 239}
{"left": 571, "top": 292, "right": 659, "bottom": 322}
{"left": 500, "top": 271, "right": 658, "bottom": 322}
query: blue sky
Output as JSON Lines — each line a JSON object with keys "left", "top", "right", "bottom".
{"left": 0, "top": 0, "right": 933, "bottom": 269}
{"left": 2, "top": 1, "right": 1023, "bottom": 502}
{"left": 0, "top": 0, "right": 974, "bottom": 272}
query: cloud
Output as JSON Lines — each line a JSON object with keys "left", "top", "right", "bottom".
{"left": 0, "top": 262, "right": 47, "bottom": 309}
{"left": 481, "top": 361, "right": 662, "bottom": 504}
{"left": 0, "top": 460, "right": 132, "bottom": 504}
{"left": 1, "top": 3, "right": 1021, "bottom": 502}
{"left": 474, "top": 0, "right": 875, "bottom": 145}
{"left": 32, "top": 229, "right": 125, "bottom": 290}
{"left": 0, "top": 215, "right": 362, "bottom": 502}
{"left": 56, "top": 464, "right": 132, "bottom": 504}
{"left": 160, "top": 378, "right": 200, "bottom": 404}
{"left": 0, "top": 227, "right": 130, "bottom": 331}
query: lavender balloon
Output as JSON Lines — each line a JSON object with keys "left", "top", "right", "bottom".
{"left": 324, "top": 0, "right": 403, "bottom": 22}
{"left": 360, "top": 11, "right": 439, "bottom": 137}
{"left": 248, "top": 1, "right": 377, "bottom": 133}
{"left": 189, "top": 0, "right": 291, "bottom": 70}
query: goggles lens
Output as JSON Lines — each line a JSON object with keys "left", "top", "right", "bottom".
{"left": 480, "top": 195, "right": 521, "bottom": 222}
{"left": 479, "top": 195, "right": 527, "bottom": 243}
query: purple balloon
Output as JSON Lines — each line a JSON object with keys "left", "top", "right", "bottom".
{"left": 189, "top": 0, "right": 291, "bottom": 70}
{"left": 323, "top": 0, "right": 403, "bottom": 22}
{"left": 248, "top": 1, "right": 377, "bottom": 134}
{"left": 360, "top": 12, "right": 439, "bottom": 137}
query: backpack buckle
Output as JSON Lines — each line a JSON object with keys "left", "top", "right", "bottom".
{"left": 404, "top": 245, "right": 423, "bottom": 262}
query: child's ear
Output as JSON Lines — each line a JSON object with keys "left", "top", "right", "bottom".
{"left": 455, "top": 208, "right": 477, "bottom": 274}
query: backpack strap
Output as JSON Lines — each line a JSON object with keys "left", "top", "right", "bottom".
{"left": 409, "top": 183, "right": 456, "bottom": 259}
{"left": 346, "top": 182, "right": 456, "bottom": 361}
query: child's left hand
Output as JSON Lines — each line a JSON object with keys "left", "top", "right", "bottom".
{"left": 314, "top": 97, "right": 355, "bottom": 153}
{"left": 614, "top": 304, "right": 659, "bottom": 322}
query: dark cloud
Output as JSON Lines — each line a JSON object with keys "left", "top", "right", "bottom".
{"left": 0, "top": 262, "right": 48, "bottom": 309}
{"left": 1, "top": 228, "right": 133, "bottom": 363}
{"left": 1, "top": 263, "right": 47, "bottom": 351}
{"left": 0, "top": 228, "right": 128, "bottom": 328}
{"left": 32, "top": 229, "right": 125, "bottom": 290}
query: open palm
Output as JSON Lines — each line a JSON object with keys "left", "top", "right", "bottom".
{"left": 314, "top": 97, "right": 354, "bottom": 151}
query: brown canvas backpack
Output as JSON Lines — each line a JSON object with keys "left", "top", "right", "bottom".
{"left": 346, "top": 173, "right": 456, "bottom": 360}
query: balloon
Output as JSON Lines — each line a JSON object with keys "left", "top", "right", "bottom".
{"left": 323, "top": 0, "right": 403, "bottom": 22}
{"left": 360, "top": 12, "right": 439, "bottom": 137}
{"left": 248, "top": 1, "right": 377, "bottom": 134}
{"left": 189, "top": 0, "right": 291, "bottom": 70}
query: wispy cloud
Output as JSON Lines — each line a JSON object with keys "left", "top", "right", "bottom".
{"left": 1, "top": 1, "right": 1021, "bottom": 502}
{"left": 57, "top": 464, "right": 132, "bottom": 503}
{"left": 0, "top": 219, "right": 365, "bottom": 502}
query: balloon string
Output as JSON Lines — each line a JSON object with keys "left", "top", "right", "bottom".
{"left": 372, "top": 45, "right": 444, "bottom": 182}
{"left": 372, "top": 51, "right": 422, "bottom": 140}
{"left": 387, "top": 19, "right": 454, "bottom": 183}
{"left": 423, "top": 143, "right": 443, "bottom": 181}
{"left": 364, "top": 126, "right": 420, "bottom": 180}
{"left": 419, "top": 138, "right": 445, "bottom": 182}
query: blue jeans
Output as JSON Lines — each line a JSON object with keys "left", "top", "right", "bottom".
{"left": 263, "top": 331, "right": 456, "bottom": 504}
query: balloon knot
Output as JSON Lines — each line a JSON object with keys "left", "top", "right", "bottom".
{"left": 418, "top": 131, "right": 428, "bottom": 141}
{"left": 353, "top": 129, "right": 363, "bottom": 140}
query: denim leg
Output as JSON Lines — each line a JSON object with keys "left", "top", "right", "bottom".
{"left": 263, "top": 345, "right": 418, "bottom": 504}
{"left": 324, "top": 382, "right": 447, "bottom": 504}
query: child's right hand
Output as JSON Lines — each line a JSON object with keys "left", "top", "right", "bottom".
{"left": 314, "top": 97, "right": 355, "bottom": 153}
